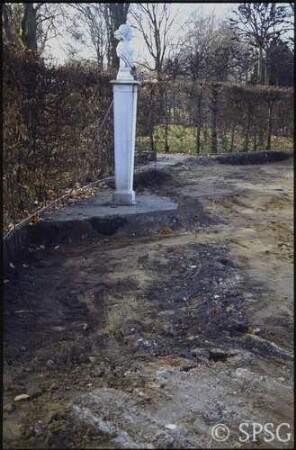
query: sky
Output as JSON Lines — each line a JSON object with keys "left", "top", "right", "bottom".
{"left": 43, "top": 3, "right": 240, "bottom": 66}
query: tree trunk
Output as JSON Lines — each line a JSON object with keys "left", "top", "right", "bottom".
{"left": 148, "top": 88, "right": 156, "bottom": 153}
{"left": 210, "top": 84, "right": 218, "bottom": 154}
{"left": 245, "top": 68, "right": 248, "bottom": 84}
{"left": 195, "top": 90, "right": 202, "bottom": 155}
{"left": 258, "top": 46, "right": 263, "bottom": 84}
{"left": 149, "top": 126, "right": 155, "bottom": 153}
{"left": 266, "top": 102, "right": 273, "bottom": 150}
{"left": 258, "top": 126, "right": 264, "bottom": 148}
{"left": 21, "top": 3, "right": 38, "bottom": 51}
{"left": 230, "top": 124, "right": 236, "bottom": 152}
{"left": 196, "top": 125, "right": 201, "bottom": 155}
{"left": 244, "top": 104, "right": 252, "bottom": 152}
{"left": 264, "top": 57, "right": 269, "bottom": 86}
{"left": 164, "top": 86, "right": 169, "bottom": 153}
{"left": 96, "top": 39, "right": 104, "bottom": 70}
{"left": 203, "top": 125, "right": 208, "bottom": 145}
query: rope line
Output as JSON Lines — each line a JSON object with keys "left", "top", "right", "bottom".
{"left": 4, "top": 165, "right": 151, "bottom": 240}
{"left": 4, "top": 175, "right": 113, "bottom": 240}
{"left": 93, "top": 100, "right": 113, "bottom": 144}
{"left": 4, "top": 100, "right": 115, "bottom": 241}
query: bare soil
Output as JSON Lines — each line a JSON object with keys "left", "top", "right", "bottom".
{"left": 3, "top": 154, "right": 294, "bottom": 449}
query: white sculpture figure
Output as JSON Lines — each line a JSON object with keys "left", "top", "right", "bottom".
{"left": 114, "top": 22, "right": 134, "bottom": 80}
{"left": 111, "top": 22, "right": 139, "bottom": 205}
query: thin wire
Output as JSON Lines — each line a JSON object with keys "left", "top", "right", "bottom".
{"left": 4, "top": 176, "right": 111, "bottom": 241}
{"left": 92, "top": 100, "right": 113, "bottom": 144}
{"left": 4, "top": 165, "right": 150, "bottom": 240}
{"left": 4, "top": 100, "right": 114, "bottom": 240}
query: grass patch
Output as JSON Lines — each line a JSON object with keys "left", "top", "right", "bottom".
{"left": 270, "top": 135, "right": 294, "bottom": 149}
{"left": 136, "top": 124, "right": 293, "bottom": 155}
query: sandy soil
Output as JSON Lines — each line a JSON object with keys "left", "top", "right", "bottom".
{"left": 3, "top": 155, "right": 294, "bottom": 449}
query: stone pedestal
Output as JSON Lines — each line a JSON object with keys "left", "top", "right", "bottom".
{"left": 111, "top": 80, "right": 140, "bottom": 205}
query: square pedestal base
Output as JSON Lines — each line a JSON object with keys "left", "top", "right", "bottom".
{"left": 113, "top": 190, "right": 136, "bottom": 206}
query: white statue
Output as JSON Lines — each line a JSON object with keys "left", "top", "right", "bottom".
{"left": 114, "top": 22, "right": 134, "bottom": 80}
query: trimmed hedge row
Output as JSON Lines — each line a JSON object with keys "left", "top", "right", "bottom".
{"left": 3, "top": 45, "right": 115, "bottom": 228}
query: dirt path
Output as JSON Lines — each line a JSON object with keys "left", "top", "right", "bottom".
{"left": 3, "top": 156, "right": 293, "bottom": 449}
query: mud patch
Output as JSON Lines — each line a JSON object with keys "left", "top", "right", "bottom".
{"left": 215, "top": 150, "right": 293, "bottom": 165}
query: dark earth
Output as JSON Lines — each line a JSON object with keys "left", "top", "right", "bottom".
{"left": 3, "top": 151, "right": 294, "bottom": 449}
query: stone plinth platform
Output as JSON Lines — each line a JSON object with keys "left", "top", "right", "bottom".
{"left": 4, "top": 190, "right": 178, "bottom": 271}
{"left": 44, "top": 191, "right": 178, "bottom": 222}
{"left": 16, "top": 191, "right": 179, "bottom": 248}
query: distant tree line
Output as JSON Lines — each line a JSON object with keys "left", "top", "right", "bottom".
{"left": 164, "top": 3, "right": 294, "bottom": 87}
{"left": 2, "top": 2, "right": 294, "bottom": 86}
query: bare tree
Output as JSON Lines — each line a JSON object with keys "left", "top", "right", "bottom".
{"left": 170, "top": 12, "right": 240, "bottom": 83}
{"left": 35, "top": 4, "right": 66, "bottom": 55}
{"left": 230, "top": 3, "right": 292, "bottom": 84}
{"left": 231, "top": 40, "right": 257, "bottom": 83}
{"left": 287, "top": 3, "right": 295, "bottom": 45}
{"left": 66, "top": 3, "right": 106, "bottom": 69}
{"left": 3, "top": 3, "right": 65, "bottom": 55}
{"left": 21, "top": 3, "right": 38, "bottom": 50}
{"left": 179, "top": 11, "right": 217, "bottom": 81}
{"left": 66, "top": 3, "right": 129, "bottom": 69}
{"left": 130, "top": 3, "right": 176, "bottom": 80}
